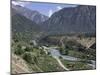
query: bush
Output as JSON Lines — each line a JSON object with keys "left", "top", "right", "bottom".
{"left": 77, "top": 45, "right": 86, "bottom": 52}
{"left": 29, "top": 42, "right": 34, "bottom": 45}
{"left": 23, "top": 52, "right": 37, "bottom": 64}
{"left": 66, "top": 40, "right": 77, "bottom": 46}
{"left": 59, "top": 46, "right": 69, "bottom": 55}
{"left": 14, "top": 39, "right": 19, "bottom": 43}
{"left": 14, "top": 45, "right": 24, "bottom": 55}
{"left": 65, "top": 40, "right": 81, "bottom": 50}
{"left": 48, "top": 52, "right": 51, "bottom": 55}
{"left": 17, "top": 44, "right": 21, "bottom": 48}
{"left": 24, "top": 46, "right": 33, "bottom": 52}
{"left": 59, "top": 56, "right": 62, "bottom": 59}
{"left": 80, "top": 59, "right": 92, "bottom": 64}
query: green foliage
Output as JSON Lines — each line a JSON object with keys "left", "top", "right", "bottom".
{"left": 14, "top": 49, "right": 21, "bottom": 55}
{"left": 37, "top": 55, "right": 64, "bottom": 72}
{"left": 14, "top": 39, "right": 19, "bottom": 43}
{"left": 64, "top": 40, "right": 81, "bottom": 51}
{"left": 29, "top": 42, "right": 34, "bottom": 45}
{"left": 24, "top": 46, "right": 33, "bottom": 52}
{"left": 61, "top": 59, "right": 92, "bottom": 70}
{"left": 77, "top": 45, "right": 86, "bottom": 52}
{"left": 59, "top": 56, "right": 62, "bottom": 59}
{"left": 80, "top": 59, "right": 92, "bottom": 64}
{"left": 23, "top": 52, "right": 37, "bottom": 64}
{"left": 40, "top": 49, "right": 45, "bottom": 55}
{"left": 59, "top": 46, "right": 69, "bottom": 55}
{"left": 14, "top": 45, "right": 24, "bottom": 55}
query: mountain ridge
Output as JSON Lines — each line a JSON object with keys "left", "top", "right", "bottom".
{"left": 41, "top": 5, "right": 96, "bottom": 35}
{"left": 12, "top": 4, "right": 49, "bottom": 24}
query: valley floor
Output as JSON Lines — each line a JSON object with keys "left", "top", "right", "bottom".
{"left": 11, "top": 35, "right": 96, "bottom": 74}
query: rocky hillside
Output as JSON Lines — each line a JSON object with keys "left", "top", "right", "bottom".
{"left": 12, "top": 4, "right": 48, "bottom": 24}
{"left": 42, "top": 5, "right": 96, "bottom": 34}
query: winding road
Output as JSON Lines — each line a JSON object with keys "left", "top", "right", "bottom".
{"left": 53, "top": 56, "right": 69, "bottom": 71}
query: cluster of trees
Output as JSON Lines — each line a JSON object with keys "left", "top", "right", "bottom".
{"left": 59, "top": 44, "right": 69, "bottom": 55}
{"left": 23, "top": 52, "right": 38, "bottom": 64}
{"left": 14, "top": 45, "right": 24, "bottom": 55}
{"left": 14, "top": 44, "right": 33, "bottom": 55}
{"left": 14, "top": 44, "right": 37, "bottom": 64}
{"left": 14, "top": 43, "right": 46, "bottom": 64}
{"left": 62, "top": 40, "right": 95, "bottom": 60}
{"left": 59, "top": 40, "right": 86, "bottom": 56}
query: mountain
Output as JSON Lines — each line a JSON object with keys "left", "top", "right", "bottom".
{"left": 11, "top": 9, "right": 41, "bottom": 40}
{"left": 12, "top": 14, "right": 39, "bottom": 33}
{"left": 12, "top": 4, "right": 48, "bottom": 24}
{"left": 42, "top": 5, "right": 96, "bottom": 34}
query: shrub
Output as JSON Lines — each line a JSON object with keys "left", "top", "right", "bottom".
{"left": 65, "top": 40, "right": 80, "bottom": 50}
{"left": 23, "top": 52, "right": 37, "bottom": 64}
{"left": 14, "top": 39, "right": 19, "bottom": 43}
{"left": 59, "top": 56, "right": 62, "bottom": 59}
{"left": 14, "top": 45, "right": 24, "bottom": 55}
{"left": 24, "top": 46, "right": 33, "bottom": 52}
{"left": 29, "top": 42, "right": 34, "bottom": 45}
{"left": 59, "top": 46, "right": 69, "bottom": 55}
{"left": 48, "top": 52, "right": 51, "bottom": 55}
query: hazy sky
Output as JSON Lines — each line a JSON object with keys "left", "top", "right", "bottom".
{"left": 12, "top": 1, "right": 77, "bottom": 17}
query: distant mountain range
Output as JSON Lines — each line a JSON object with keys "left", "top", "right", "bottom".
{"left": 11, "top": 4, "right": 96, "bottom": 37}
{"left": 12, "top": 4, "right": 48, "bottom": 24}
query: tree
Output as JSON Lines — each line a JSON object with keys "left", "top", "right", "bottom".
{"left": 14, "top": 39, "right": 19, "bottom": 43}
{"left": 24, "top": 46, "right": 33, "bottom": 52}
{"left": 77, "top": 45, "right": 85, "bottom": 52}
{"left": 29, "top": 41, "right": 34, "bottom": 45}
{"left": 59, "top": 46, "right": 69, "bottom": 55}
{"left": 23, "top": 52, "right": 37, "bottom": 64}
{"left": 14, "top": 45, "right": 24, "bottom": 55}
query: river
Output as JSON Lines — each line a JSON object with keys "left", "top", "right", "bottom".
{"left": 44, "top": 46, "right": 96, "bottom": 69}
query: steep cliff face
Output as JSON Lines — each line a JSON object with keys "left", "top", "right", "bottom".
{"left": 42, "top": 5, "right": 96, "bottom": 34}
{"left": 11, "top": 4, "right": 96, "bottom": 36}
